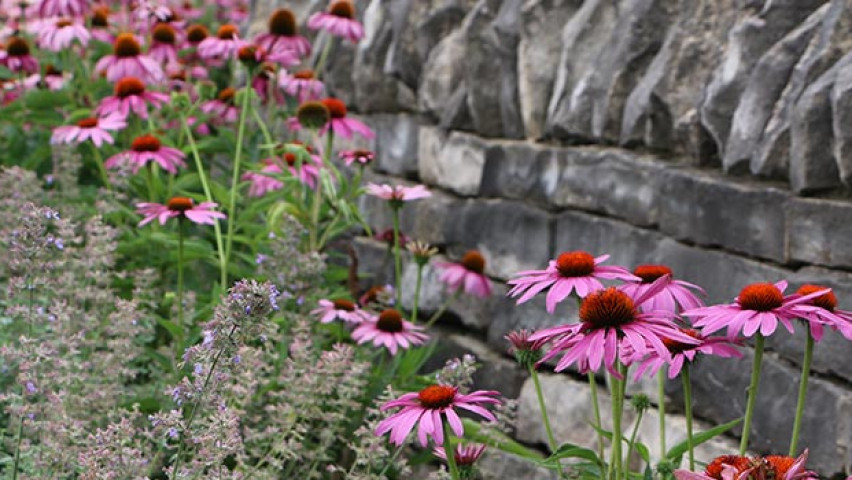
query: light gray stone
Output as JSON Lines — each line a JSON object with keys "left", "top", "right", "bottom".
{"left": 518, "top": 0, "right": 582, "bottom": 140}
{"left": 546, "top": 0, "right": 675, "bottom": 143}
{"left": 831, "top": 51, "right": 852, "bottom": 186}
{"left": 370, "top": 114, "right": 420, "bottom": 178}
{"left": 419, "top": 29, "right": 468, "bottom": 120}
{"left": 699, "top": 0, "right": 827, "bottom": 163}
{"left": 723, "top": 5, "right": 828, "bottom": 175}
{"left": 479, "top": 449, "right": 557, "bottom": 480}
{"left": 419, "top": 130, "right": 487, "bottom": 196}
{"left": 789, "top": 63, "right": 842, "bottom": 193}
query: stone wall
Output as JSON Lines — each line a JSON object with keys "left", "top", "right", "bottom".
{"left": 252, "top": 0, "right": 852, "bottom": 476}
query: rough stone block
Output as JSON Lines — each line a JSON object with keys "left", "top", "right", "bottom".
{"left": 444, "top": 199, "right": 553, "bottom": 280}
{"left": 487, "top": 287, "right": 578, "bottom": 353}
{"left": 419, "top": 130, "right": 487, "bottom": 196}
{"left": 554, "top": 211, "right": 666, "bottom": 270}
{"left": 549, "top": 149, "right": 665, "bottom": 227}
{"left": 656, "top": 169, "right": 789, "bottom": 263}
{"left": 370, "top": 114, "right": 420, "bottom": 178}
{"left": 479, "top": 140, "right": 559, "bottom": 207}
{"left": 787, "top": 197, "right": 852, "bottom": 269}
{"left": 479, "top": 449, "right": 557, "bottom": 480}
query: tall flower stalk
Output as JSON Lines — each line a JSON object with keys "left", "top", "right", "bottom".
{"left": 682, "top": 365, "right": 696, "bottom": 471}
{"left": 789, "top": 330, "right": 814, "bottom": 456}
{"left": 441, "top": 420, "right": 461, "bottom": 480}
{"left": 740, "top": 334, "right": 765, "bottom": 454}
{"left": 224, "top": 82, "right": 254, "bottom": 279}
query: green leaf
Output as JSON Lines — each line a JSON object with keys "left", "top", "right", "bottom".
{"left": 461, "top": 418, "right": 544, "bottom": 461}
{"left": 157, "top": 318, "right": 183, "bottom": 341}
{"left": 666, "top": 417, "right": 742, "bottom": 461}
{"left": 543, "top": 443, "right": 602, "bottom": 466}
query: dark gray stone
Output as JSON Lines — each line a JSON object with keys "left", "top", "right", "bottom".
{"left": 370, "top": 114, "right": 420, "bottom": 178}
{"left": 463, "top": 0, "right": 525, "bottom": 138}
{"left": 675, "top": 348, "right": 852, "bottom": 474}
{"left": 479, "top": 449, "right": 557, "bottom": 480}
{"left": 656, "top": 168, "right": 789, "bottom": 263}
{"left": 518, "top": 0, "right": 582, "bottom": 140}
{"left": 723, "top": 5, "right": 828, "bottom": 175}
{"left": 487, "top": 287, "right": 579, "bottom": 353}
{"left": 479, "top": 140, "right": 558, "bottom": 208}
{"left": 554, "top": 210, "right": 666, "bottom": 270}
{"left": 790, "top": 63, "right": 841, "bottom": 193}
{"left": 444, "top": 199, "right": 553, "bottom": 280}
{"left": 787, "top": 197, "right": 852, "bottom": 269}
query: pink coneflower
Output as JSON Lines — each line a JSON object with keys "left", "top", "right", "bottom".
{"left": 136, "top": 197, "right": 226, "bottom": 226}
{"left": 185, "top": 23, "right": 209, "bottom": 47}
{"left": 620, "top": 265, "right": 705, "bottom": 313}
{"left": 105, "top": 134, "right": 186, "bottom": 174}
{"left": 508, "top": 251, "right": 640, "bottom": 314}
{"left": 351, "top": 309, "right": 428, "bottom": 355}
{"left": 51, "top": 114, "right": 127, "bottom": 147}
{"left": 197, "top": 24, "right": 248, "bottom": 60}
{"left": 0, "top": 37, "right": 39, "bottom": 74}
{"left": 173, "top": 0, "right": 203, "bottom": 20}
{"left": 89, "top": 5, "right": 114, "bottom": 44}
{"left": 683, "top": 281, "right": 831, "bottom": 338}
{"left": 95, "top": 77, "right": 169, "bottom": 119}
{"left": 340, "top": 148, "right": 373, "bottom": 166}
{"left": 319, "top": 97, "right": 374, "bottom": 139}
{"left": 366, "top": 183, "right": 431, "bottom": 204}
{"left": 279, "top": 151, "right": 321, "bottom": 188}
{"left": 242, "top": 164, "right": 284, "bottom": 197}
{"left": 200, "top": 87, "right": 239, "bottom": 123}
{"left": 674, "top": 451, "right": 816, "bottom": 480}
{"left": 37, "top": 0, "right": 89, "bottom": 17}
{"left": 629, "top": 328, "right": 742, "bottom": 380}
{"left": 788, "top": 284, "right": 852, "bottom": 341}
{"left": 148, "top": 22, "right": 180, "bottom": 64}
{"left": 23, "top": 64, "right": 67, "bottom": 90}
{"left": 529, "top": 279, "right": 700, "bottom": 376}
{"left": 251, "top": 63, "right": 285, "bottom": 104}
{"left": 435, "top": 250, "right": 492, "bottom": 299}
{"left": 359, "top": 284, "right": 394, "bottom": 307}
{"left": 34, "top": 17, "right": 91, "bottom": 51}
{"left": 95, "top": 33, "right": 164, "bottom": 83}
{"left": 376, "top": 383, "right": 500, "bottom": 446}
{"left": 308, "top": 0, "right": 363, "bottom": 43}
{"left": 434, "top": 443, "right": 487, "bottom": 467}
{"left": 278, "top": 69, "right": 324, "bottom": 102}
{"left": 506, "top": 329, "right": 546, "bottom": 369}
{"left": 254, "top": 8, "right": 311, "bottom": 58}
{"left": 311, "top": 298, "right": 370, "bottom": 324}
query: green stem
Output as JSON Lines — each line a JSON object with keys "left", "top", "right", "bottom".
{"left": 625, "top": 409, "right": 645, "bottom": 474}
{"left": 531, "top": 368, "right": 558, "bottom": 451}
{"left": 224, "top": 82, "right": 253, "bottom": 279}
{"left": 441, "top": 420, "right": 460, "bottom": 480}
{"left": 789, "top": 330, "right": 814, "bottom": 456}
{"left": 588, "top": 372, "right": 605, "bottom": 464}
{"left": 313, "top": 33, "right": 334, "bottom": 79}
{"left": 90, "top": 143, "right": 111, "bottom": 190}
{"left": 411, "top": 263, "right": 424, "bottom": 323}
{"left": 532, "top": 368, "right": 567, "bottom": 479}
{"left": 424, "top": 289, "right": 461, "bottom": 329}
{"left": 308, "top": 131, "right": 333, "bottom": 251}
{"left": 391, "top": 207, "right": 402, "bottom": 307}
{"left": 657, "top": 372, "right": 666, "bottom": 455}
{"left": 682, "top": 365, "right": 695, "bottom": 471}
{"left": 739, "top": 334, "right": 765, "bottom": 455}
{"left": 180, "top": 114, "right": 227, "bottom": 290}
{"left": 609, "top": 366, "right": 625, "bottom": 480}
{"left": 177, "top": 218, "right": 185, "bottom": 335}
{"left": 251, "top": 108, "right": 273, "bottom": 146}
{"left": 376, "top": 444, "right": 404, "bottom": 477}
